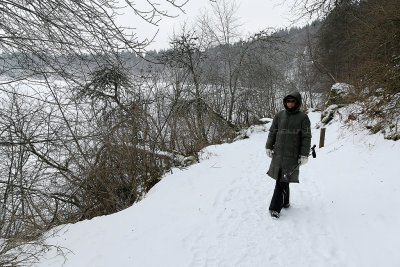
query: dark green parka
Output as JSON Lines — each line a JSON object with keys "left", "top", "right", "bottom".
{"left": 265, "top": 92, "right": 312, "bottom": 183}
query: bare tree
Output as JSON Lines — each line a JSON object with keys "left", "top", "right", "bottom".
{"left": 198, "top": 0, "right": 242, "bottom": 123}
{"left": 292, "top": 0, "right": 360, "bottom": 19}
{"left": 0, "top": 0, "right": 189, "bottom": 264}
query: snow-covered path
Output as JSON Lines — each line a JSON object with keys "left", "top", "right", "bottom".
{"left": 36, "top": 110, "right": 400, "bottom": 267}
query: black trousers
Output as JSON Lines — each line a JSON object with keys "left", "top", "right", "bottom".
{"left": 269, "top": 173, "right": 290, "bottom": 213}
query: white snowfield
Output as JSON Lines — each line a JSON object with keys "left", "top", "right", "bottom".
{"left": 36, "top": 109, "right": 400, "bottom": 267}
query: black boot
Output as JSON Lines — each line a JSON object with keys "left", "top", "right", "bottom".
{"left": 270, "top": 210, "right": 280, "bottom": 218}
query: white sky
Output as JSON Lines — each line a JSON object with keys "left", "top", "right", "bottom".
{"left": 118, "top": 0, "right": 306, "bottom": 51}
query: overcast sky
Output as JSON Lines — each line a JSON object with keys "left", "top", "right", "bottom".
{"left": 118, "top": 0, "right": 305, "bottom": 51}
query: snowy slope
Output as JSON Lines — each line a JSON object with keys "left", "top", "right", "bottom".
{"left": 35, "top": 109, "right": 400, "bottom": 267}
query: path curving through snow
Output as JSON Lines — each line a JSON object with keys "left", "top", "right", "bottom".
{"left": 36, "top": 110, "right": 400, "bottom": 267}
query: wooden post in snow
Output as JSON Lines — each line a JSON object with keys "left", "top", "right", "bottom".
{"left": 319, "top": 128, "right": 326, "bottom": 148}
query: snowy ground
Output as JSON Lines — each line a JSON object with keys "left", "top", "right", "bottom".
{"left": 35, "top": 109, "right": 400, "bottom": 267}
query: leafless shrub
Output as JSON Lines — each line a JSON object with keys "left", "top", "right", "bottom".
{"left": 0, "top": 0, "right": 189, "bottom": 264}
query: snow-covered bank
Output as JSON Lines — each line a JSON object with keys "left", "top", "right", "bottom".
{"left": 34, "top": 108, "right": 400, "bottom": 267}
{"left": 308, "top": 109, "right": 400, "bottom": 267}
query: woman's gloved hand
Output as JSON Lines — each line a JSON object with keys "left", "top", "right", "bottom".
{"left": 298, "top": 155, "right": 309, "bottom": 165}
{"left": 266, "top": 149, "right": 274, "bottom": 158}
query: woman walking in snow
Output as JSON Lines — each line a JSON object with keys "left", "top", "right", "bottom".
{"left": 265, "top": 92, "right": 312, "bottom": 218}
